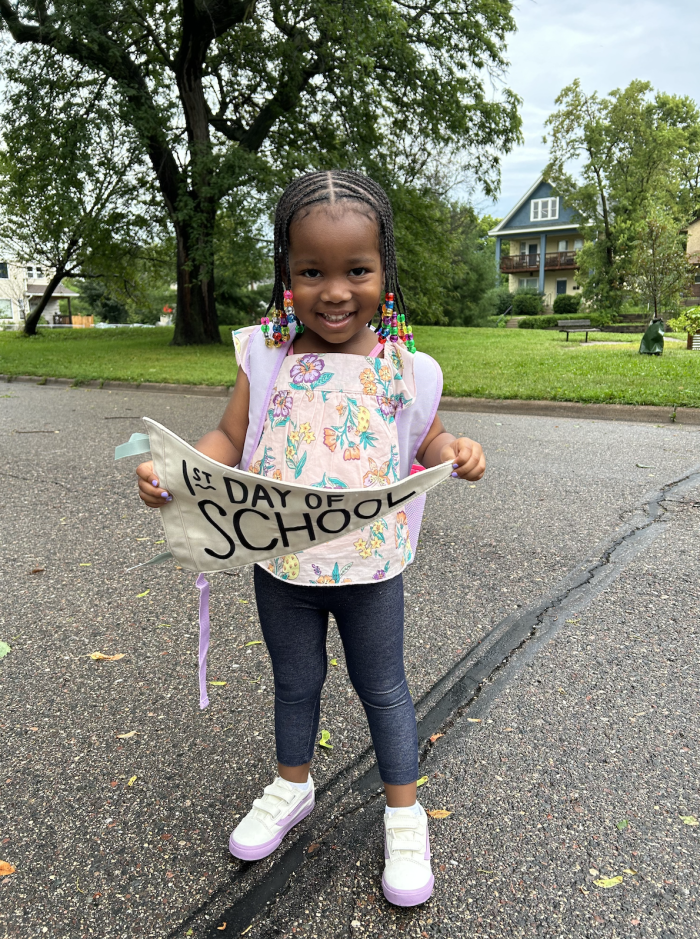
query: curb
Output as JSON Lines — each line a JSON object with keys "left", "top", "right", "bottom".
{"left": 3, "top": 373, "right": 699, "bottom": 426}
{"left": 0, "top": 374, "right": 232, "bottom": 397}
{"left": 439, "top": 396, "right": 700, "bottom": 426}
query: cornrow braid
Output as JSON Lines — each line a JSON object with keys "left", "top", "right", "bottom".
{"left": 267, "top": 170, "right": 415, "bottom": 351}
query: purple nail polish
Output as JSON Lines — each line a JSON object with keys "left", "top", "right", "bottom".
{"left": 161, "top": 491, "right": 170, "bottom": 498}
{"left": 152, "top": 479, "right": 158, "bottom": 486}
{"left": 451, "top": 472, "right": 458, "bottom": 478}
{"left": 452, "top": 463, "right": 459, "bottom": 468}
{"left": 166, "top": 496, "right": 173, "bottom": 502}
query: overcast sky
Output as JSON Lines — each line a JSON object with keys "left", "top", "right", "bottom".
{"left": 485, "top": 0, "right": 700, "bottom": 218}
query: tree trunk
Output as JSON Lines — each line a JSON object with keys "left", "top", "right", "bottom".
{"left": 23, "top": 269, "right": 65, "bottom": 336}
{"left": 171, "top": 218, "right": 220, "bottom": 345}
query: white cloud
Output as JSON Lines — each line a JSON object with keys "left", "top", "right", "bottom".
{"left": 486, "top": 0, "right": 700, "bottom": 217}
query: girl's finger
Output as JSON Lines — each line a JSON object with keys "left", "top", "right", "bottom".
{"left": 138, "top": 476, "right": 172, "bottom": 504}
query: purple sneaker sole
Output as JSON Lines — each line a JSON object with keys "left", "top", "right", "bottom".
{"left": 381, "top": 872, "right": 435, "bottom": 907}
{"left": 229, "top": 794, "right": 315, "bottom": 862}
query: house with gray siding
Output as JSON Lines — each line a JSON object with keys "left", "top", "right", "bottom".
{"left": 488, "top": 177, "right": 585, "bottom": 307}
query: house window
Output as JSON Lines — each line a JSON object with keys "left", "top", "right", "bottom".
{"left": 558, "top": 240, "right": 569, "bottom": 252}
{"left": 695, "top": 273, "right": 700, "bottom": 284}
{"left": 518, "top": 278, "right": 530, "bottom": 289}
{"left": 531, "top": 197, "right": 559, "bottom": 222}
{"left": 574, "top": 238, "right": 584, "bottom": 251}
{"left": 0, "top": 262, "right": 8, "bottom": 279}
{"left": 556, "top": 279, "right": 568, "bottom": 295}
{"left": 0, "top": 299, "right": 12, "bottom": 319}
{"left": 520, "top": 241, "right": 527, "bottom": 255}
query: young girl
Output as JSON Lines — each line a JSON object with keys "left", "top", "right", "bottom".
{"left": 136, "top": 171, "right": 485, "bottom": 907}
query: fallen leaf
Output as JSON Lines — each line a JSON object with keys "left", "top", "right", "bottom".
{"left": 319, "top": 729, "right": 333, "bottom": 750}
{"left": 0, "top": 642, "right": 11, "bottom": 660}
{"left": 594, "top": 875, "right": 623, "bottom": 889}
{"left": 416, "top": 776, "right": 429, "bottom": 788}
{"left": 154, "top": 540, "right": 165, "bottom": 544}
{"left": 237, "top": 599, "right": 249, "bottom": 604}
{"left": 330, "top": 658, "right": 338, "bottom": 666}
{"left": 307, "top": 843, "right": 320, "bottom": 854}
{"left": 156, "top": 623, "right": 172, "bottom": 629}
{"left": 241, "top": 926, "right": 253, "bottom": 935}
{"left": 136, "top": 590, "right": 150, "bottom": 598}
{"left": 116, "top": 731, "right": 140, "bottom": 739}
{"left": 623, "top": 869, "right": 637, "bottom": 875}
{"left": 80, "top": 563, "right": 92, "bottom": 567}
{"left": 31, "top": 568, "right": 45, "bottom": 574}
{"left": 429, "top": 733, "right": 444, "bottom": 744}
{"left": 680, "top": 815, "right": 699, "bottom": 826}
{"left": 185, "top": 931, "right": 193, "bottom": 937}
{"left": 217, "top": 924, "right": 227, "bottom": 931}
{"left": 616, "top": 819, "right": 629, "bottom": 831}
{"left": 466, "top": 718, "right": 481, "bottom": 723}
{"left": 0, "top": 861, "right": 16, "bottom": 877}
{"left": 426, "top": 809, "right": 452, "bottom": 819}
{"left": 28, "top": 726, "right": 38, "bottom": 731}
{"left": 210, "top": 681, "right": 227, "bottom": 686}
{"left": 245, "top": 640, "right": 262, "bottom": 647}
{"left": 88, "top": 652, "right": 125, "bottom": 661}
{"left": 127, "top": 775, "right": 137, "bottom": 787}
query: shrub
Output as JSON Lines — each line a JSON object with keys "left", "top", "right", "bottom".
{"left": 668, "top": 306, "right": 700, "bottom": 334}
{"left": 518, "top": 313, "right": 611, "bottom": 330}
{"left": 477, "top": 286, "right": 514, "bottom": 319}
{"left": 552, "top": 293, "right": 582, "bottom": 316}
{"left": 512, "top": 290, "right": 544, "bottom": 316}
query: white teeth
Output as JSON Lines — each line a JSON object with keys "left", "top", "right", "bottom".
{"left": 319, "top": 312, "right": 352, "bottom": 322}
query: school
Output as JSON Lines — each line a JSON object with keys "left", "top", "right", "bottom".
{"left": 488, "top": 177, "right": 584, "bottom": 308}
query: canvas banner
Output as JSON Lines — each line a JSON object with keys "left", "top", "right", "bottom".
{"left": 141, "top": 418, "right": 453, "bottom": 574}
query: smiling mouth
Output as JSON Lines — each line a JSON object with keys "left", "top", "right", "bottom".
{"left": 316, "top": 311, "right": 355, "bottom": 325}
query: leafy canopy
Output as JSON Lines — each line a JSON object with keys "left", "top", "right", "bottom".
{"left": 544, "top": 79, "right": 700, "bottom": 313}
{"left": 0, "top": 0, "right": 522, "bottom": 342}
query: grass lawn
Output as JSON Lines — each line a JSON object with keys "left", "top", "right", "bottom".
{"left": 1, "top": 325, "right": 698, "bottom": 407}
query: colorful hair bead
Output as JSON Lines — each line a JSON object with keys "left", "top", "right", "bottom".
{"left": 261, "top": 290, "right": 302, "bottom": 346}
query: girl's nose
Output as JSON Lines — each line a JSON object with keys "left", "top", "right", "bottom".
{"left": 319, "top": 278, "right": 352, "bottom": 304}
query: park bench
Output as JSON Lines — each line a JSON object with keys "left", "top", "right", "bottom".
{"left": 558, "top": 318, "right": 601, "bottom": 342}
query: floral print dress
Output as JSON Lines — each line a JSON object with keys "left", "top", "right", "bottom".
{"left": 234, "top": 330, "right": 416, "bottom": 586}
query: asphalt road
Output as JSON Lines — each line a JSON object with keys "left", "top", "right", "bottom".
{"left": 1, "top": 383, "right": 698, "bottom": 938}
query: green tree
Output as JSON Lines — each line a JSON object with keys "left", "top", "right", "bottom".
{"left": 0, "top": 0, "right": 521, "bottom": 345}
{"left": 628, "top": 205, "right": 694, "bottom": 318}
{"left": 544, "top": 79, "right": 700, "bottom": 314}
{"left": 0, "top": 58, "right": 155, "bottom": 336}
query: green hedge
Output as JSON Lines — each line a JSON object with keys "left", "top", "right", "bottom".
{"left": 519, "top": 313, "right": 611, "bottom": 330}
{"left": 512, "top": 291, "right": 544, "bottom": 315}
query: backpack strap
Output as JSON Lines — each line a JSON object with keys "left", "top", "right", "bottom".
{"left": 239, "top": 324, "right": 298, "bottom": 471}
{"left": 395, "top": 351, "right": 443, "bottom": 546}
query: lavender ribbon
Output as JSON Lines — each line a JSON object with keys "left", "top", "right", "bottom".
{"left": 196, "top": 574, "right": 210, "bottom": 709}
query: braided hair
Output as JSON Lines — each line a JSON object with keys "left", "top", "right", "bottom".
{"left": 268, "top": 170, "right": 410, "bottom": 333}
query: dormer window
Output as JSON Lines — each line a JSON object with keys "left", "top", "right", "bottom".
{"left": 531, "top": 197, "right": 559, "bottom": 222}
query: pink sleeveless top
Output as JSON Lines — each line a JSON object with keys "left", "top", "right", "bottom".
{"left": 233, "top": 332, "right": 416, "bottom": 585}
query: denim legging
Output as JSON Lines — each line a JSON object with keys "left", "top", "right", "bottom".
{"left": 253, "top": 565, "right": 418, "bottom": 786}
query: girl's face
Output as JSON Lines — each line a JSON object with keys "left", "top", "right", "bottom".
{"left": 288, "top": 205, "right": 383, "bottom": 346}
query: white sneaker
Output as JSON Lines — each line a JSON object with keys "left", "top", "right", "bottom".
{"left": 229, "top": 776, "right": 315, "bottom": 861}
{"left": 382, "top": 806, "right": 434, "bottom": 906}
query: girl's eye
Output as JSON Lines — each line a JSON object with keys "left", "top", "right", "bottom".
{"left": 350, "top": 267, "right": 369, "bottom": 277}
{"left": 301, "top": 268, "right": 321, "bottom": 278}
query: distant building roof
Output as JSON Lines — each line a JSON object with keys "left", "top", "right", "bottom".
{"left": 26, "top": 283, "right": 79, "bottom": 298}
{"left": 488, "top": 176, "right": 580, "bottom": 237}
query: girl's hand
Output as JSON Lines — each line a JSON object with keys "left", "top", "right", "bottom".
{"left": 440, "top": 437, "right": 485, "bottom": 481}
{"left": 136, "top": 460, "right": 172, "bottom": 507}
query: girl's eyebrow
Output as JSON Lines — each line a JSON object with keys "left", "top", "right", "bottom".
{"left": 292, "top": 256, "right": 377, "bottom": 266}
